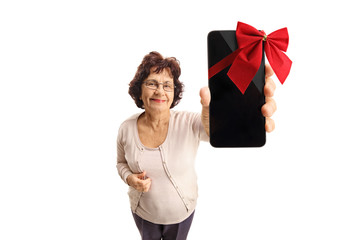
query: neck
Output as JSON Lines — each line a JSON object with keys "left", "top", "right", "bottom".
{"left": 143, "top": 110, "right": 170, "bottom": 129}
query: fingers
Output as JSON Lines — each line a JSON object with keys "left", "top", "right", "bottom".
{"left": 137, "top": 171, "right": 151, "bottom": 192}
{"left": 138, "top": 171, "right": 147, "bottom": 180}
{"left": 136, "top": 177, "right": 151, "bottom": 192}
{"left": 261, "top": 97, "right": 277, "bottom": 118}
{"left": 265, "top": 64, "right": 274, "bottom": 77}
{"left": 264, "top": 75, "right": 276, "bottom": 97}
{"left": 264, "top": 64, "right": 276, "bottom": 97}
{"left": 264, "top": 64, "right": 276, "bottom": 133}
{"left": 265, "top": 117, "right": 275, "bottom": 133}
{"left": 142, "top": 178, "right": 152, "bottom": 192}
{"left": 199, "top": 86, "right": 211, "bottom": 107}
{"left": 128, "top": 172, "right": 152, "bottom": 192}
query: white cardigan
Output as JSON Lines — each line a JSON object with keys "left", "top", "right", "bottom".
{"left": 116, "top": 110, "right": 209, "bottom": 223}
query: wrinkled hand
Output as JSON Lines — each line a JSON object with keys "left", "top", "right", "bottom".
{"left": 200, "top": 87, "right": 211, "bottom": 107}
{"left": 200, "top": 63, "right": 277, "bottom": 133}
{"left": 261, "top": 64, "right": 276, "bottom": 132}
{"left": 199, "top": 87, "right": 211, "bottom": 136}
{"left": 126, "top": 171, "right": 151, "bottom": 193}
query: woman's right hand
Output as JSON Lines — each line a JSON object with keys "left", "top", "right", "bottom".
{"left": 126, "top": 171, "right": 152, "bottom": 193}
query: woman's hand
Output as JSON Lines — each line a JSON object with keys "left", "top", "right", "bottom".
{"left": 126, "top": 171, "right": 152, "bottom": 193}
{"left": 200, "top": 63, "right": 277, "bottom": 133}
{"left": 262, "top": 64, "right": 276, "bottom": 132}
{"left": 200, "top": 87, "right": 211, "bottom": 136}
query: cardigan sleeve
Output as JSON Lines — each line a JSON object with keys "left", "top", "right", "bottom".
{"left": 191, "top": 112, "right": 210, "bottom": 142}
{"left": 116, "top": 125, "right": 133, "bottom": 185}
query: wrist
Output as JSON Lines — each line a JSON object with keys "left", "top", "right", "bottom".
{"left": 126, "top": 174, "right": 133, "bottom": 186}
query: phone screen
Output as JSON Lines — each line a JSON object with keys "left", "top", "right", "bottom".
{"left": 207, "top": 30, "right": 266, "bottom": 147}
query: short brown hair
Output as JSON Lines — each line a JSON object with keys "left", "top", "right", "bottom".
{"left": 128, "top": 51, "right": 184, "bottom": 109}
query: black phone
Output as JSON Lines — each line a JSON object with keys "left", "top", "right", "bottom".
{"left": 207, "top": 30, "right": 266, "bottom": 147}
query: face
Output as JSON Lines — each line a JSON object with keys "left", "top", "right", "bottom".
{"left": 140, "top": 68, "right": 174, "bottom": 114}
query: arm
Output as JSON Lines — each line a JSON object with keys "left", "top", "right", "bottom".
{"left": 116, "top": 127, "right": 152, "bottom": 192}
{"left": 116, "top": 132, "right": 133, "bottom": 184}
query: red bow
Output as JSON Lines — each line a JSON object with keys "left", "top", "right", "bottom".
{"left": 208, "top": 22, "right": 292, "bottom": 94}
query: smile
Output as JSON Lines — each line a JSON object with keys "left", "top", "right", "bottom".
{"left": 151, "top": 99, "right": 166, "bottom": 103}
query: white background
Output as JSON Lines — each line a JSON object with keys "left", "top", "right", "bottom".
{"left": 1, "top": 0, "right": 359, "bottom": 239}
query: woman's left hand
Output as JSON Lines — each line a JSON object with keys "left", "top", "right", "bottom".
{"left": 261, "top": 64, "right": 276, "bottom": 132}
{"left": 200, "top": 63, "right": 277, "bottom": 133}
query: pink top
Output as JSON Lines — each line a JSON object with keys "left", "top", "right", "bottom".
{"left": 136, "top": 147, "right": 191, "bottom": 224}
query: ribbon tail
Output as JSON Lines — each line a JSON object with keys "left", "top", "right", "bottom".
{"left": 227, "top": 54, "right": 261, "bottom": 94}
{"left": 265, "top": 41, "right": 292, "bottom": 84}
{"left": 228, "top": 41, "right": 263, "bottom": 94}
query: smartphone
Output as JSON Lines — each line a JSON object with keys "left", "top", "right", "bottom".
{"left": 207, "top": 30, "right": 266, "bottom": 147}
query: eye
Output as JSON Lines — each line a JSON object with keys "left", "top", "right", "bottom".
{"left": 146, "top": 80, "right": 157, "bottom": 86}
{"left": 164, "top": 82, "right": 174, "bottom": 88}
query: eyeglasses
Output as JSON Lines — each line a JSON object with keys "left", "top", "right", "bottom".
{"left": 143, "top": 79, "right": 175, "bottom": 92}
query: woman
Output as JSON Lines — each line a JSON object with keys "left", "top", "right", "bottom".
{"left": 117, "top": 51, "right": 276, "bottom": 240}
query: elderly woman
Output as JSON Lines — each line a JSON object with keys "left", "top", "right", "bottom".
{"left": 117, "top": 51, "right": 276, "bottom": 240}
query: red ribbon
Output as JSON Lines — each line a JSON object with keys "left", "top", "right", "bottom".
{"left": 208, "top": 21, "right": 292, "bottom": 94}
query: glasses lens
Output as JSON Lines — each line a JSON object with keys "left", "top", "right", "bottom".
{"left": 163, "top": 83, "right": 174, "bottom": 92}
{"left": 144, "top": 80, "right": 174, "bottom": 92}
{"left": 145, "top": 80, "right": 158, "bottom": 90}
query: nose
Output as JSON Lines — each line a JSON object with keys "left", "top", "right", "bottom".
{"left": 154, "top": 84, "right": 165, "bottom": 94}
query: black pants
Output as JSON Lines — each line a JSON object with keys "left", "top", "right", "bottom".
{"left": 132, "top": 211, "right": 195, "bottom": 240}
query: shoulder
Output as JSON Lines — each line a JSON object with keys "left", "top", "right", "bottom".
{"left": 171, "top": 110, "right": 201, "bottom": 128}
{"left": 119, "top": 112, "right": 142, "bottom": 127}
{"left": 118, "top": 112, "right": 142, "bottom": 137}
{"left": 171, "top": 110, "right": 200, "bottom": 121}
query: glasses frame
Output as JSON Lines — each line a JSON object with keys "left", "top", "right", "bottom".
{"left": 143, "top": 79, "right": 176, "bottom": 92}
